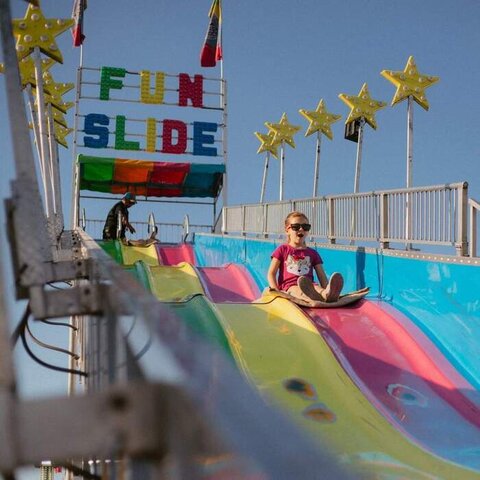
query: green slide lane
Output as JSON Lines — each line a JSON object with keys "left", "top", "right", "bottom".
{"left": 99, "top": 240, "right": 124, "bottom": 264}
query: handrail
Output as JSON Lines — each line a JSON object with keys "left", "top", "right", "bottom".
{"left": 222, "top": 182, "right": 470, "bottom": 256}
{"left": 83, "top": 219, "right": 212, "bottom": 243}
{"left": 469, "top": 198, "right": 480, "bottom": 258}
{"left": 182, "top": 214, "right": 190, "bottom": 242}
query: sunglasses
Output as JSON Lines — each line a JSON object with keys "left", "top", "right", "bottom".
{"left": 288, "top": 223, "right": 311, "bottom": 232}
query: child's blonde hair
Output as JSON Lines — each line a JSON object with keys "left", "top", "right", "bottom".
{"left": 284, "top": 211, "right": 309, "bottom": 227}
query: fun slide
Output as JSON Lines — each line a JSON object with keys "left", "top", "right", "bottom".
{"left": 100, "top": 240, "right": 480, "bottom": 478}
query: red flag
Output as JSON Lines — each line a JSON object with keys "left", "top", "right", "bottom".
{"left": 200, "top": 0, "right": 222, "bottom": 67}
{"left": 71, "top": 0, "right": 87, "bottom": 47}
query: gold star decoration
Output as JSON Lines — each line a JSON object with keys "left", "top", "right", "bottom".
{"left": 12, "top": 4, "right": 74, "bottom": 63}
{"left": 338, "top": 83, "right": 386, "bottom": 130}
{"left": 33, "top": 83, "right": 74, "bottom": 114}
{"left": 52, "top": 123, "right": 73, "bottom": 148}
{"left": 265, "top": 113, "right": 301, "bottom": 148}
{"left": 42, "top": 71, "right": 74, "bottom": 99}
{"left": 0, "top": 56, "right": 55, "bottom": 90}
{"left": 50, "top": 108, "right": 68, "bottom": 127}
{"left": 299, "top": 99, "right": 342, "bottom": 140}
{"left": 254, "top": 131, "right": 279, "bottom": 159}
{"left": 380, "top": 56, "right": 439, "bottom": 111}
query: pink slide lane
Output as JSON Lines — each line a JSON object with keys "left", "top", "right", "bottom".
{"left": 305, "top": 299, "right": 480, "bottom": 467}
{"left": 155, "top": 243, "right": 196, "bottom": 265}
{"left": 196, "top": 264, "right": 261, "bottom": 303}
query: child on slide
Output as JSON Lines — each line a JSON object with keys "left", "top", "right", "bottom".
{"left": 267, "top": 211, "right": 344, "bottom": 305}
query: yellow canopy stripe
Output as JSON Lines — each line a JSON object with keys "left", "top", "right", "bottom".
{"left": 338, "top": 83, "right": 386, "bottom": 130}
{"left": 299, "top": 99, "right": 341, "bottom": 140}
{"left": 381, "top": 56, "right": 439, "bottom": 111}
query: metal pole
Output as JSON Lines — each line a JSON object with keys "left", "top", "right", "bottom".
{"left": 350, "top": 119, "right": 365, "bottom": 244}
{"left": 260, "top": 152, "right": 270, "bottom": 203}
{"left": 33, "top": 46, "right": 54, "bottom": 218}
{"left": 219, "top": 34, "right": 228, "bottom": 208}
{"left": 279, "top": 141, "right": 285, "bottom": 201}
{"left": 406, "top": 96, "right": 414, "bottom": 249}
{"left": 71, "top": 65, "right": 83, "bottom": 229}
{"left": 50, "top": 118, "right": 65, "bottom": 238}
{"left": 46, "top": 104, "right": 58, "bottom": 214}
{"left": 25, "top": 84, "right": 43, "bottom": 171}
{"left": 221, "top": 78, "right": 228, "bottom": 208}
{"left": 353, "top": 119, "right": 364, "bottom": 194}
{"left": 313, "top": 131, "right": 322, "bottom": 197}
{"left": 0, "top": 7, "right": 19, "bottom": 477}
{"left": 406, "top": 96, "right": 414, "bottom": 189}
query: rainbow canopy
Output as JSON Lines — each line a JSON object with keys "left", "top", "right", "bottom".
{"left": 78, "top": 155, "right": 225, "bottom": 198}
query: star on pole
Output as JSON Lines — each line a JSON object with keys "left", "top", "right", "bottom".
{"left": 254, "top": 131, "right": 279, "bottom": 159}
{"left": 380, "top": 56, "right": 439, "bottom": 111}
{"left": 42, "top": 71, "right": 74, "bottom": 99}
{"left": 53, "top": 123, "right": 73, "bottom": 149}
{"left": 33, "top": 82, "right": 74, "bottom": 114}
{"left": 0, "top": 56, "right": 55, "bottom": 89}
{"left": 12, "top": 4, "right": 74, "bottom": 63}
{"left": 50, "top": 109, "right": 68, "bottom": 127}
{"left": 299, "top": 99, "right": 342, "bottom": 140}
{"left": 338, "top": 83, "right": 386, "bottom": 130}
{"left": 265, "top": 113, "right": 301, "bottom": 148}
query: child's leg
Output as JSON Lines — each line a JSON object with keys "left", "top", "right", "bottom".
{"left": 286, "top": 285, "right": 317, "bottom": 304}
{"left": 298, "top": 276, "right": 324, "bottom": 301}
{"left": 321, "top": 273, "right": 344, "bottom": 302}
{"left": 298, "top": 274, "right": 344, "bottom": 302}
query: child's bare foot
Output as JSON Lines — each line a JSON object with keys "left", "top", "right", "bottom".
{"left": 322, "top": 272, "right": 344, "bottom": 302}
{"left": 298, "top": 276, "right": 324, "bottom": 301}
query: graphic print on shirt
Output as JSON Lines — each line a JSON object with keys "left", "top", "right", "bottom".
{"left": 286, "top": 254, "right": 311, "bottom": 276}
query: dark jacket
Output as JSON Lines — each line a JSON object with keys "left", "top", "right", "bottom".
{"left": 102, "top": 201, "right": 129, "bottom": 240}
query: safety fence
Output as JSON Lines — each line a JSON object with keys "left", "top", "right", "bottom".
{"left": 221, "top": 182, "right": 472, "bottom": 256}
{"left": 84, "top": 219, "right": 212, "bottom": 243}
{"left": 470, "top": 198, "right": 480, "bottom": 257}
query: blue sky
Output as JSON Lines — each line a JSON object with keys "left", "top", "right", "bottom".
{"left": 1, "top": 0, "right": 479, "bottom": 477}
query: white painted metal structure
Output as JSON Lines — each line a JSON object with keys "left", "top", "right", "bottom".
{"left": 0, "top": 1, "right": 354, "bottom": 479}
{"left": 221, "top": 182, "right": 472, "bottom": 256}
{"left": 70, "top": 65, "right": 227, "bottom": 230}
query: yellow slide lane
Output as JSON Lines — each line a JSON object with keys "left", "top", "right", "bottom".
{"left": 141, "top": 258, "right": 479, "bottom": 478}
{"left": 120, "top": 243, "right": 160, "bottom": 266}
{"left": 146, "top": 262, "right": 205, "bottom": 301}
{"left": 216, "top": 298, "right": 480, "bottom": 479}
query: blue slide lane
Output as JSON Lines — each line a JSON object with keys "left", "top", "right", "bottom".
{"left": 194, "top": 234, "right": 480, "bottom": 394}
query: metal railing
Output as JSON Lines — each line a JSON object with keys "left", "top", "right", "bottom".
{"left": 222, "top": 182, "right": 470, "bottom": 256}
{"left": 84, "top": 219, "right": 213, "bottom": 243}
{"left": 469, "top": 198, "right": 480, "bottom": 257}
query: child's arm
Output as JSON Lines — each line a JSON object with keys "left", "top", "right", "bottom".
{"left": 267, "top": 258, "right": 281, "bottom": 289}
{"left": 314, "top": 264, "right": 329, "bottom": 289}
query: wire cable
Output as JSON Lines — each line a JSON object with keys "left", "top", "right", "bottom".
{"left": 10, "top": 302, "right": 31, "bottom": 347}
{"left": 40, "top": 318, "right": 78, "bottom": 331}
{"left": 19, "top": 319, "right": 87, "bottom": 378}
{"left": 25, "top": 321, "right": 79, "bottom": 359}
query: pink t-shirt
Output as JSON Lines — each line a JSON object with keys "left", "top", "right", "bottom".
{"left": 271, "top": 244, "right": 323, "bottom": 291}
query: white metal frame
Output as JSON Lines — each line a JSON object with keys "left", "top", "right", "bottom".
{"left": 222, "top": 182, "right": 471, "bottom": 256}
{"left": 469, "top": 198, "right": 480, "bottom": 257}
{"left": 0, "top": 3, "right": 354, "bottom": 477}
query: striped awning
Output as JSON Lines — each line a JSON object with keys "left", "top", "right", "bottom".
{"left": 78, "top": 155, "right": 225, "bottom": 198}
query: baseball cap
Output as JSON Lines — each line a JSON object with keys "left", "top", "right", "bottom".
{"left": 123, "top": 192, "right": 137, "bottom": 203}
